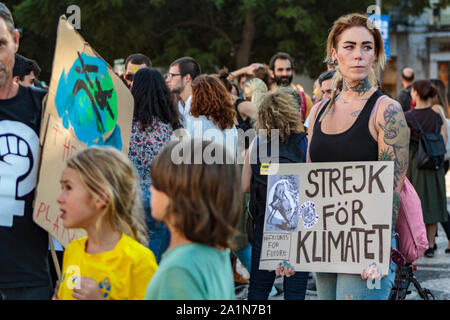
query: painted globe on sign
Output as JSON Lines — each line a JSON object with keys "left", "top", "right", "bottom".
{"left": 55, "top": 52, "right": 122, "bottom": 150}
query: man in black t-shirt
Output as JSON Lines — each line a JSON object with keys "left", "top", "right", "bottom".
{"left": 0, "top": 2, "right": 52, "bottom": 300}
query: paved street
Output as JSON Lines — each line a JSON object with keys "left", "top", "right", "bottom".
{"left": 403, "top": 222, "right": 450, "bottom": 300}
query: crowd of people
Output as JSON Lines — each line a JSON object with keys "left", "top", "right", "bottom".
{"left": 0, "top": 1, "right": 449, "bottom": 301}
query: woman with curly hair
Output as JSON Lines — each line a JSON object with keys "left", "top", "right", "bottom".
{"left": 128, "top": 67, "right": 181, "bottom": 263}
{"left": 186, "top": 74, "right": 238, "bottom": 159}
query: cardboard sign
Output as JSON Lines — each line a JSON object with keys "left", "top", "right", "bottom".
{"left": 259, "top": 162, "right": 394, "bottom": 275}
{"left": 33, "top": 17, "right": 134, "bottom": 247}
{"left": 34, "top": 115, "right": 85, "bottom": 246}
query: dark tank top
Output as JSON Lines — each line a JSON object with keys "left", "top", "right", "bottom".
{"left": 234, "top": 98, "right": 252, "bottom": 132}
{"left": 309, "top": 90, "right": 383, "bottom": 162}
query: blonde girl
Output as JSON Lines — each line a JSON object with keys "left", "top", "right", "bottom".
{"left": 55, "top": 147, "right": 157, "bottom": 300}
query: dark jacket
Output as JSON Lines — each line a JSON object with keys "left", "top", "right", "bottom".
{"left": 397, "top": 86, "right": 412, "bottom": 112}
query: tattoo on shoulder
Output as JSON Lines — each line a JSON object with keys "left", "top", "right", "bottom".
{"left": 377, "top": 102, "right": 409, "bottom": 190}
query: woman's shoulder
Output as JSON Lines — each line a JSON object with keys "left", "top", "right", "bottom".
{"left": 310, "top": 98, "right": 329, "bottom": 114}
{"left": 431, "top": 104, "right": 445, "bottom": 116}
{"left": 146, "top": 120, "right": 173, "bottom": 140}
{"left": 149, "top": 119, "right": 172, "bottom": 131}
{"left": 308, "top": 98, "right": 330, "bottom": 124}
{"left": 372, "top": 95, "right": 404, "bottom": 122}
{"left": 376, "top": 94, "right": 401, "bottom": 110}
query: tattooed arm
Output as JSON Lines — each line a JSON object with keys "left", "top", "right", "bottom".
{"left": 375, "top": 99, "right": 409, "bottom": 225}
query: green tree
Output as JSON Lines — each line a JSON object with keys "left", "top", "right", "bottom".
{"left": 10, "top": 0, "right": 447, "bottom": 82}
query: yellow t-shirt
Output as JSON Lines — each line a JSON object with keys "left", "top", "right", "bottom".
{"left": 58, "top": 233, "right": 157, "bottom": 300}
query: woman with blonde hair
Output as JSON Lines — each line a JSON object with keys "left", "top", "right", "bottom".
{"left": 305, "top": 13, "right": 409, "bottom": 300}
{"left": 243, "top": 77, "right": 268, "bottom": 108}
{"left": 242, "top": 91, "right": 309, "bottom": 300}
{"left": 55, "top": 147, "right": 157, "bottom": 300}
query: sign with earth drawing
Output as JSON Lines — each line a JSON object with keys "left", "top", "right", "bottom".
{"left": 33, "top": 16, "right": 134, "bottom": 247}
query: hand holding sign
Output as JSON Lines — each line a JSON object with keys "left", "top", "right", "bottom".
{"left": 275, "top": 261, "right": 295, "bottom": 278}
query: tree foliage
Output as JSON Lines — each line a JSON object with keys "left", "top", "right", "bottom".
{"left": 8, "top": 0, "right": 445, "bottom": 82}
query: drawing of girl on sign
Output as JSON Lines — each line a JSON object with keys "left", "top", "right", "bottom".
{"left": 265, "top": 175, "right": 300, "bottom": 232}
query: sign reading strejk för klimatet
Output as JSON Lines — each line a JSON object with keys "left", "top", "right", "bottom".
{"left": 259, "top": 161, "right": 394, "bottom": 275}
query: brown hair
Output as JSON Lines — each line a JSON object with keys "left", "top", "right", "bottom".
{"left": 150, "top": 139, "right": 242, "bottom": 249}
{"left": 67, "top": 147, "right": 148, "bottom": 246}
{"left": 321, "top": 13, "right": 386, "bottom": 121}
{"left": 274, "top": 87, "right": 304, "bottom": 116}
{"left": 217, "top": 67, "right": 233, "bottom": 92}
{"left": 253, "top": 64, "right": 271, "bottom": 88}
{"left": 256, "top": 91, "right": 304, "bottom": 141}
{"left": 412, "top": 79, "right": 438, "bottom": 102}
{"left": 191, "top": 74, "right": 236, "bottom": 130}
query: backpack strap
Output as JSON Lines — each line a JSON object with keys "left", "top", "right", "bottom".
{"left": 310, "top": 98, "right": 330, "bottom": 129}
{"left": 371, "top": 94, "right": 389, "bottom": 130}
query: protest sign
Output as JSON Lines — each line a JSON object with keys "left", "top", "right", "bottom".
{"left": 259, "top": 161, "right": 394, "bottom": 275}
{"left": 34, "top": 115, "right": 85, "bottom": 246}
{"left": 33, "top": 16, "right": 134, "bottom": 247}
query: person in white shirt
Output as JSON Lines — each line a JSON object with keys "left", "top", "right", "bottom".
{"left": 187, "top": 74, "right": 238, "bottom": 160}
{"left": 165, "top": 57, "right": 201, "bottom": 128}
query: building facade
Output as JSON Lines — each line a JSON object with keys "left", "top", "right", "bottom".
{"left": 385, "top": 0, "right": 450, "bottom": 100}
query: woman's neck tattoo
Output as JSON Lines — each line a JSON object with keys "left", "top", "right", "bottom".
{"left": 343, "top": 78, "right": 372, "bottom": 96}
